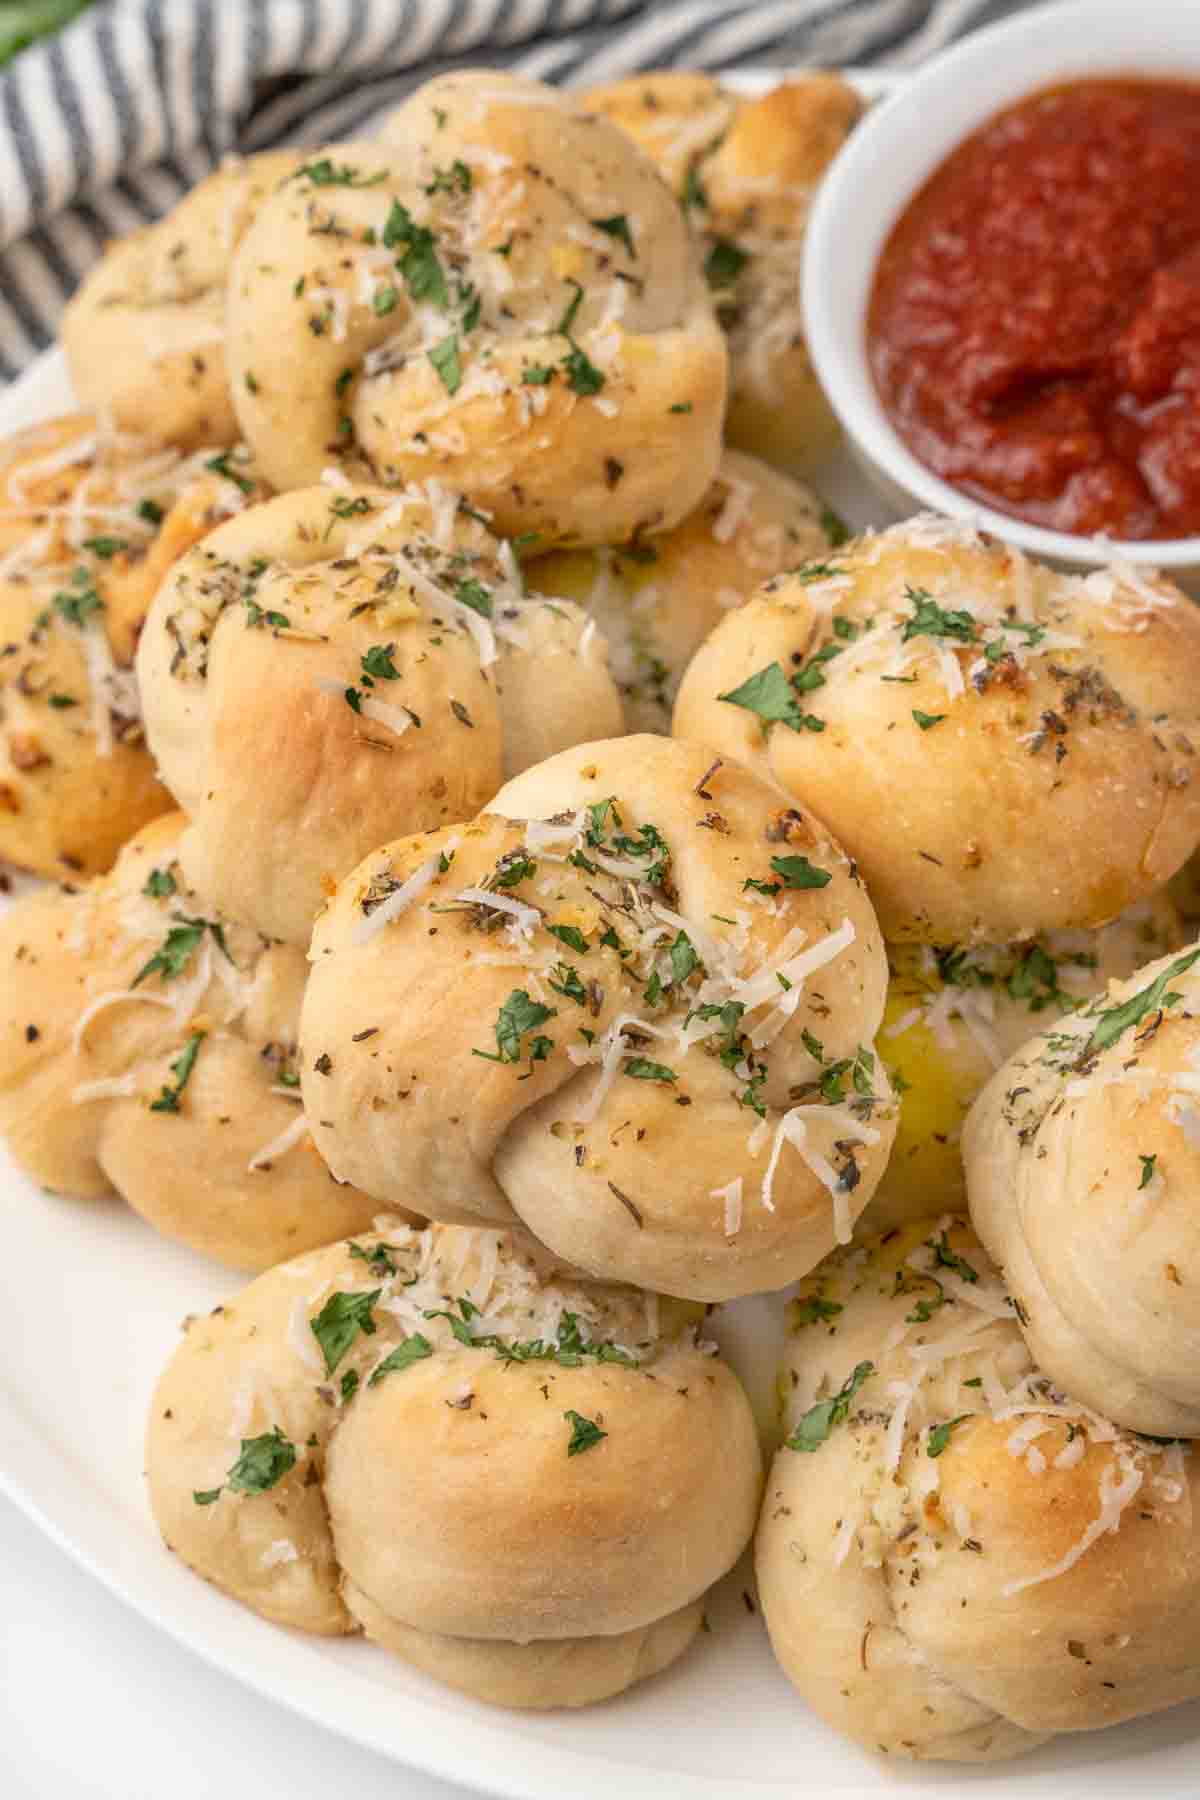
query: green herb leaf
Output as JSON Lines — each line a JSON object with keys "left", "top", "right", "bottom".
{"left": 52, "top": 570, "right": 104, "bottom": 628}
{"left": 149, "top": 1032, "right": 205, "bottom": 1114}
{"left": 205, "top": 452, "right": 255, "bottom": 496}
{"left": 373, "top": 284, "right": 399, "bottom": 316}
{"left": 556, "top": 279, "right": 584, "bottom": 338}
{"left": 913, "top": 709, "right": 946, "bottom": 730}
{"left": 547, "top": 923, "right": 588, "bottom": 954}
{"left": 624, "top": 1057, "right": 677, "bottom": 1083}
{"left": 229, "top": 1426, "right": 297, "bottom": 1493}
{"left": 786, "top": 1361, "right": 874, "bottom": 1452}
{"left": 454, "top": 577, "right": 492, "bottom": 618}
{"left": 137, "top": 498, "right": 164, "bottom": 526}
{"left": 474, "top": 990, "right": 557, "bottom": 1065}
{"left": 931, "top": 1231, "right": 979, "bottom": 1284}
{"left": 564, "top": 1409, "right": 607, "bottom": 1457}
{"left": 901, "top": 587, "right": 976, "bottom": 645}
{"left": 368, "top": 1334, "right": 434, "bottom": 1386}
{"left": 143, "top": 868, "right": 177, "bottom": 899}
{"left": 562, "top": 343, "right": 605, "bottom": 396}
{"left": 1139, "top": 1153, "right": 1158, "bottom": 1190}
{"left": 927, "top": 1415, "right": 970, "bottom": 1458}
{"left": 348, "top": 1241, "right": 399, "bottom": 1278}
{"left": 361, "top": 643, "right": 400, "bottom": 681}
{"left": 429, "top": 332, "right": 462, "bottom": 393}
{"left": 704, "top": 237, "right": 748, "bottom": 289}
{"left": 669, "top": 930, "right": 699, "bottom": 985}
{"left": 522, "top": 364, "right": 555, "bottom": 386}
{"left": 1086, "top": 950, "right": 1200, "bottom": 1054}
{"left": 311, "top": 1287, "right": 381, "bottom": 1375}
{"left": 794, "top": 1296, "right": 843, "bottom": 1327}
{"left": 81, "top": 535, "right": 128, "bottom": 560}
{"left": 718, "top": 661, "right": 824, "bottom": 734}
{"left": 591, "top": 214, "right": 635, "bottom": 257}
{"left": 294, "top": 160, "right": 385, "bottom": 188}
{"left": 425, "top": 160, "right": 472, "bottom": 196}
{"left": 770, "top": 855, "right": 832, "bottom": 891}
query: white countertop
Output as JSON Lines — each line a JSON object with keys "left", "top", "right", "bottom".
{"left": 0, "top": 1494, "right": 479, "bottom": 1800}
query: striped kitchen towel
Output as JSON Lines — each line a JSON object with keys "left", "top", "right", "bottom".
{"left": 0, "top": 0, "right": 1035, "bottom": 383}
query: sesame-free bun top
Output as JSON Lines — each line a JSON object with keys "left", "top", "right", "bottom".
{"left": 61, "top": 152, "right": 303, "bottom": 450}
{"left": 528, "top": 448, "right": 835, "bottom": 732}
{"left": 0, "top": 415, "right": 268, "bottom": 879}
{"left": 228, "top": 71, "right": 727, "bottom": 542}
{"left": 0, "top": 812, "right": 380, "bottom": 1269}
{"left": 146, "top": 1221, "right": 761, "bottom": 1708}
{"left": 136, "top": 482, "right": 622, "bottom": 944}
{"left": 674, "top": 515, "right": 1200, "bottom": 943}
{"left": 866, "top": 891, "right": 1186, "bottom": 1231}
{"left": 756, "top": 1216, "right": 1200, "bottom": 1761}
{"left": 299, "top": 735, "right": 897, "bottom": 1301}
{"left": 965, "top": 940, "right": 1200, "bottom": 1437}
{"left": 584, "top": 71, "right": 861, "bottom": 476}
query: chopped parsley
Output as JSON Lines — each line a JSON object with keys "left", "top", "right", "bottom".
{"left": 368, "top": 1334, "right": 433, "bottom": 1386}
{"left": 744, "top": 854, "right": 832, "bottom": 898}
{"left": 473, "top": 989, "right": 557, "bottom": 1066}
{"left": 81, "top": 535, "right": 127, "bottom": 560}
{"left": 428, "top": 331, "right": 461, "bottom": 394}
{"left": 243, "top": 599, "right": 290, "bottom": 630}
{"left": 1139, "top": 1154, "right": 1158, "bottom": 1190}
{"left": 794, "top": 1295, "right": 843, "bottom": 1327}
{"left": 547, "top": 923, "right": 589, "bottom": 954}
{"left": 137, "top": 498, "right": 164, "bottom": 526}
{"left": 310, "top": 1288, "right": 380, "bottom": 1375}
{"left": 361, "top": 643, "right": 400, "bottom": 681}
{"left": 133, "top": 916, "right": 230, "bottom": 987}
{"left": 143, "top": 868, "right": 177, "bottom": 899}
{"left": 927, "top": 1415, "right": 970, "bottom": 1458}
{"left": 52, "top": 570, "right": 104, "bottom": 628}
{"left": 454, "top": 577, "right": 492, "bottom": 618}
{"left": 425, "top": 160, "right": 472, "bottom": 195}
{"left": 591, "top": 213, "right": 635, "bottom": 257}
{"left": 930, "top": 1231, "right": 979, "bottom": 1284}
{"left": 900, "top": 587, "right": 976, "bottom": 645}
{"left": 718, "top": 661, "right": 825, "bottom": 734}
{"left": 1084, "top": 949, "right": 1200, "bottom": 1055}
{"left": 193, "top": 1426, "right": 296, "bottom": 1504}
{"left": 704, "top": 236, "right": 748, "bottom": 289}
{"left": 564, "top": 1409, "right": 607, "bottom": 1457}
{"left": 294, "top": 160, "right": 385, "bottom": 187}
{"left": 205, "top": 452, "right": 255, "bottom": 496}
{"left": 786, "top": 1361, "right": 874, "bottom": 1452}
{"left": 382, "top": 200, "right": 449, "bottom": 308}
{"left": 624, "top": 1058, "right": 677, "bottom": 1083}
{"left": 149, "top": 1032, "right": 205, "bottom": 1114}
{"left": 348, "top": 1240, "right": 399, "bottom": 1278}
{"left": 912, "top": 709, "right": 945, "bottom": 730}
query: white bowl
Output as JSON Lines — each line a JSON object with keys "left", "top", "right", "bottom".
{"left": 803, "top": 0, "right": 1200, "bottom": 585}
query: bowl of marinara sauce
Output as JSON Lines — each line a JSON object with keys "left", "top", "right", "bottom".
{"left": 803, "top": 0, "right": 1200, "bottom": 582}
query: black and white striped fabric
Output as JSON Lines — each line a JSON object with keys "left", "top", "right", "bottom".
{"left": 0, "top": 0, "right": 1033, "bottom": 384}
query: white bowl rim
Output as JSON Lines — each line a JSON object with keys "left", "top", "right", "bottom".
{"left": 802, "top": 0, "right": 1200, "bottom": 571}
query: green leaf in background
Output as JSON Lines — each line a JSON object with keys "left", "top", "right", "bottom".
{"left": 0, "top": 1, "right": 94, "bottom": 67}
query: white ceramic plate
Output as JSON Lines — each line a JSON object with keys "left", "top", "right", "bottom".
{"left": 3, "top": 70, "right": 1199, "bottom": 1800}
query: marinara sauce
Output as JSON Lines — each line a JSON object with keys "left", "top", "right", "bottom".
{"left": 869, "top": 79, "right": 1200, "bottom": 540}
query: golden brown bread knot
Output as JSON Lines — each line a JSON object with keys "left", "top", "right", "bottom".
{"left": 146, "top": 1221, "right": 761, "bottom": 1708}
{"left": 584, "top": 71, "right": 862, "bottom": 475}
{"left": 526, "top": 448, "right": 837, "bottom": 733}
{"left": 674, "top": 515, "right": 1200, "bottom": 942}
{"left": 0, "top": 415, "right": 268, "bottom": 879}
{"left": 299, "top": 735, "right": 897, "bottom": 1300}
{"left": 865, "top": 892, "right": 1187, "bottom": 1231}
{"left": 0, "top": 812, "right": 381, "bottom": 1268}
{"left": 136, "top": 482, "right": 623, "bottom": 944}
{"left": 61, "top": 152, "right": 304, "bottom": 450}
{"left": 966, "top": 940, "right": 1200, "bottom": 1437}
{"left": 757, "top": 1217, "right": 1200, "bottom": 1761}
{"left": 227, "top": 71, "right": 727, "bottom": 542}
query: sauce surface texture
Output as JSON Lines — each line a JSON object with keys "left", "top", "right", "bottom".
{"left": 869, "top": 79, "right": 1200, "bottom": 540}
